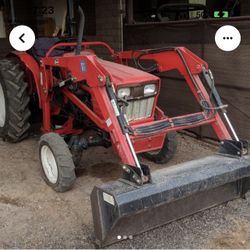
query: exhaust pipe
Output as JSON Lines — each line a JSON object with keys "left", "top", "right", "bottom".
{"left": 76, "top": 6, "right": 85, "bottom": 55}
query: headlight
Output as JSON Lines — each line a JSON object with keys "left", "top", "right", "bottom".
{"left": 144, "top": 84, "right": 156, "bottom": 96}
{"left": 117, "top": 88, "right": 131, "bottom": 98}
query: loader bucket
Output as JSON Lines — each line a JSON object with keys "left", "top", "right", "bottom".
{"left": 91, "top": 153, "right": 250, "bottom": 247}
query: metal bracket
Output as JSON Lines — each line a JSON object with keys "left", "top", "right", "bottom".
{"left": 218, "top": 139, "right": 249, "bottom": 157}
{"left": 57, "top": 77, "right": 76, "bottom": 88}
{"left": 122, "top": 164, "right": 152, "bottom": 186}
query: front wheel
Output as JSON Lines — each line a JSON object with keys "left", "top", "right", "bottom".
{"left": 39, "top": 133, "right": 76, "bottom": 192}
{"left": 142, "top": 132, "right": 177, "bottom": 164}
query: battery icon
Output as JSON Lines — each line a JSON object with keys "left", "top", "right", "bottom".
{"left": 214, "top": 11, "right": 229, "bottom": 18}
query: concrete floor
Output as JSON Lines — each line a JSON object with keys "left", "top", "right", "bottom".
{"left": 0, "top": 133, "right": 249, "bottom": 248}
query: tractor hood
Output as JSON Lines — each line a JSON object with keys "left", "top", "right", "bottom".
{"left": 97, "top": 59, "right": 159, "bottom": 86}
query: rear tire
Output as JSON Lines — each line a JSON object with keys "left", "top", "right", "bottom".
{"left": 39, "top": 133, "right": 76, "bottom": 192}
{"left": 0, "top": 58, "right": 31, "bottom": 142}
{"left": 142, "top": 132, "right": 177, "bottom": 164}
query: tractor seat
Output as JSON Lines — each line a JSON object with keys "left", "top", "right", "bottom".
{"left": 30, "top": 37, "right": 65, "bottom": 60}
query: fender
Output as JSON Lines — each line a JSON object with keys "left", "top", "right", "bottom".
{"left": 9, "top": 52, "right": 42, "bottom": 107}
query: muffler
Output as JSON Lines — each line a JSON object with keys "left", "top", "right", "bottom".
{"left": 91, "top": 150, "right": 250, "bottom": 247}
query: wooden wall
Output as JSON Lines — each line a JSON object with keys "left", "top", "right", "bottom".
{"left": 0, "top": 38, "right": 11, "bottom": 58}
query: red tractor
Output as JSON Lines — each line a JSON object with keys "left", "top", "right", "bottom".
{"left": 0, "top": 6, "right": 249, "bottom": 247}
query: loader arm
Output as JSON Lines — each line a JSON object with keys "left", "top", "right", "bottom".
{"left": 117, "top": 47, "right": 232, "bottom": 140}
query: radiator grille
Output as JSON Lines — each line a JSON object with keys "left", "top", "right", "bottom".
{"left": 125, "top": 97, "right": 155, "bottom": 121}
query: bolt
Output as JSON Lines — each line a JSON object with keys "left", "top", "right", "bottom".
{"left": 237, "top": 151, "right": 241, "bottom": 155}
{"left": 122, "top": 166, "right": 130, "bottom": 173}
{"left": 97, "top": 75, "right": 104, "bottom": 82}
{"left": 136, "top": 179, "right": 141, "bottom": 185}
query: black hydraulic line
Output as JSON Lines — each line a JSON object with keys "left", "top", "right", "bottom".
{"left": 133, "top": 47, "right": 201, "bottom": 91}
{"left": 202, "top": 68, "right": 224, "bottom": 107}
{"left": 133, "top": 47, "right": 210, "bottom": 114}
{"left": 135, "top": 120, "right": 171, "bottom": 135}
{"left": 173, "top": 114, "right": 205, "bottom": 126}
{"left": 132, "top": 47, "right": 175, "bottom": 73}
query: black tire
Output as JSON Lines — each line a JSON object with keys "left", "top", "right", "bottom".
{"left": 71, "top": 151, "right": 83, "bottom": 169}
{"left": 39, "top": 133, "right": 76, "bottom": 192}
{"left": 142, "top": 132, "right": 177, "bottom": 164}
{"left": 0, "top": 58, "right": 31, "bottom": 142}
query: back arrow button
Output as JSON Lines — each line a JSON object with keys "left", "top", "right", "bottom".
{"left": 9, "top": 25, "right": 35, "bottom": 51}
{"left": 19, "top": 33, "right": 25, "bottom": 43}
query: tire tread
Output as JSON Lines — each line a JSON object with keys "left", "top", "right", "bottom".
{"left": 0, "top": 58, "right": 31, "bottom": 142}
{"left": 142, "top": 132, "right": 177, "bottom": 164}
{"left": 39, "top": 133, "right": 76, "bottom": 192}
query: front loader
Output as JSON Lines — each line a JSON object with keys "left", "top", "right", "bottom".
{"left": 90, "top": 48, "right": 250, "bottom": 246}
{"left": 0, "top": 5, "right": 249, "bottom": 248}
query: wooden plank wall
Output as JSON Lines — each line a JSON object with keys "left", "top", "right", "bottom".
{"left": 0, "top": 38, "right": 11, "bottom": 58}
{"left": 124, "top": 18, "right": 250, "bottom": 140}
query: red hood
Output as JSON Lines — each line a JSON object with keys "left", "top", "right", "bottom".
{"left": 98, "top": 59, "right": 159, "bottom": 86}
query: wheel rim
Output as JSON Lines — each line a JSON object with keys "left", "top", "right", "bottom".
{"left": 0, "top": 83, "right": 6, "bottom": 127}
{"left": 41, "top": 145, "right": 58, "bottom": 184}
